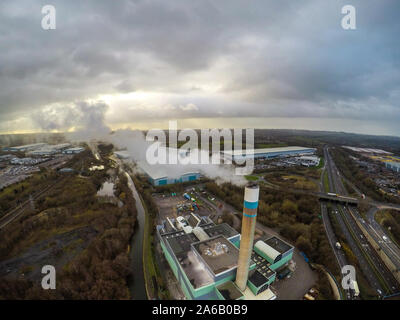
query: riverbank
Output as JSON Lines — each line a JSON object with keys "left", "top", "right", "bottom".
{"left": 132, "top": 174, "right": 170, "bottom": 300}
{"left": 124, "top": 172, "right": 147, "bottom": 300}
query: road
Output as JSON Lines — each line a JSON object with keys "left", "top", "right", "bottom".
{"left": 365, "top": 207, "right": 400, "bottom": 271}
{"left": 325, "top": 146, "right": 400, "bottom": 295}
{"left": 318, "top": 162, "right": 349, "bottom": 299}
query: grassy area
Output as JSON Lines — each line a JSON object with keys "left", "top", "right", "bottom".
{"left": 141, "top": 196, "right": 156, "bottom": 299}
{"left": 0, "top": 151, "right": 138, "bottom": 299}
{"left": 375, "top": 210, "right": 400, "bottom": 247}
{"left": 283, "top": 174, "right": 317, "bottom": 190}
{"left": 314, "top": 156, "right": 324, "bottom": 170}
{"left": 0, "top": 169, "right": 58, "bottom": 215}
{"left": 245, "top": 175, "right": 259, "bottom": 181}
{"left": 136, "top": 178, "right": 170, "bottom": 300}
{"left": 268, "top": 173, "right": 318, "bottom": 191}
{"left": 323, "top": 170, "right": 330, "bottom": 192}
{"left": 254, "top": 143, "right": 288, "bottom": 148}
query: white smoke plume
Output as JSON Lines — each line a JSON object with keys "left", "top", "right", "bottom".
{"left": 32, "top": 100, "right": 247, "bottom": 186}
{"left": 32, "top": 101, "right": 110, "bottom": 142}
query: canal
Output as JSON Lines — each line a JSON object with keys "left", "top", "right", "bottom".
{"left": 125, "top": 172, "right": 147, "bottom": 300}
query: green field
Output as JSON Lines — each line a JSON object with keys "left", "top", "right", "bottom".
{"left": 245, "top": 175, "right": 259, "bottom": 181}
{"left": 254, "top": 143, "right": 288, "bottom": 148}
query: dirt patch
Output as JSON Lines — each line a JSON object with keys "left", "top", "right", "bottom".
{"left": 0, "top": 226, "right": 97, "bottom": 282}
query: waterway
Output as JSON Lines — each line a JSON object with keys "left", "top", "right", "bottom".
{"left": 125, "top": 171, "right": 147, "bottom": 300}
{"left": 97, "top": 181, "right": 115, "bottom": 197}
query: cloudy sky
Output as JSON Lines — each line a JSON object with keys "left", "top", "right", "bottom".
{"left": 0, "top": 0, "right": 399, "bottom": 135}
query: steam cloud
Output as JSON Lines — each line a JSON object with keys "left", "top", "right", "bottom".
{"left": 33, "top": 100, "right": 247, "bottom": 186}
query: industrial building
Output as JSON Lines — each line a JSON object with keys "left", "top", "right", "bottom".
{"left": 3, "top": 143, "right": 47, "bottom": 152}
{"left": 28, "top": 143, "right": 71, "bottom": 156}
{"left": 0, "top": 154, "right": 13, "bottom": 162}
{"left": 2, "top": 143, "right": 79, "bottom": 156}
{"left": 136, "top": 147, "right": 200, "bottom": 186}
{"left": 114, "top": 148, "right": 200, "bottom": 186}
{"left": 157, "top": 184, "right": 294, "bottom": 300}
{"left": 298, "top": 156, "right": 320, "bottom": 167}
{"left": 343, "top": 146, "right": 392, "bottom": 155}
{"left": 221, "top": 146, "right": 316, "bottom": 162}
{"left": 385, "top": 161, "right": 400, "bottom": 173}
{"left": 62, "top": 147, "right": 85, "bottom": 154}
{"left": 10, "top": 157, "right": 45, "bottom": 165}
{"left": 139, "top": 160, "right": 200, "bottom": 186}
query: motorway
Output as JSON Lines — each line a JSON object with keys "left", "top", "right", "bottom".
{"left": 365, "top": 207, "right": 400, "bottom": 271}
{"left": 324, "top": 146, "right": 400, "bottom": 295}
{"left": 320, "top": 201, "right": 349, "bottom": 299}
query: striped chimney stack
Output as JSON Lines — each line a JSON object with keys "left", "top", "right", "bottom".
{"left": 235, "top": 183, "right": 259, "bottom": 292}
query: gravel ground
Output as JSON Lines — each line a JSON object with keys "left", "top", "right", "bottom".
{"left": 272, "top": 248, "right": 318, "bottom": 300}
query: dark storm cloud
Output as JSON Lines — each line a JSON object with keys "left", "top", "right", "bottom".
{"left": 0, "top": 0, "right": 399, "bottom": 129}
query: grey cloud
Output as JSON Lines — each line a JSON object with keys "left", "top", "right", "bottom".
{"left": 0, "top": 0, "right": 399, "bottom": 133}
{"left": 31, "top": 101, "right": 109, "bottom": 133}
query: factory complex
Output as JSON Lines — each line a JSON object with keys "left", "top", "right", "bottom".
{"left": 116, "top": 146, "right": 317, "bottom": 187}
{"left": 138, "top": 160, "right": 200, "bottom": 186}
{"left": 342, "top": 146, "right": 393, "bottom": 155}
{"left": 157, "top": 184, "right": 294, "bottom": 300}
{"left": 2, "top": 142, "right": 84, "bottom": 155}
{"left": 221, "top": 146, "right": 316, "bottom": 162}
{"left": 114, "top": 148, "right": 200, "bottom": 186}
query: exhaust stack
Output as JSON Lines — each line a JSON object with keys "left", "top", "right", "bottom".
{"left": 235, "top": 183, "right": 259, "bottom": 292}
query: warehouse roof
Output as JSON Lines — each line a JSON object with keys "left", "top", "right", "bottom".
{"left": 248, "top": 270, "right": 269, "bottom": 288}
{"left": 163, "top": 231, "right": 199, "bottom": 256}
{"left": 202, "top": 223, "right": 239, "bottom": 239}
{"left": 138, "top": 160, "right": 200, "bottom": 180}
{"left": 161, "top": 230, "right": 214, "bottom": 289}
{"left": 10, "top": 143, "right": 47, "bottom": 150}
{"left": 63, "top": 147, "right": 84, "bottom": 152}
{"left": 221, "top": 146, "right": 316, "bottom": 157}
{"left": 264, "top": 236, "right": 293, "bottom": 254}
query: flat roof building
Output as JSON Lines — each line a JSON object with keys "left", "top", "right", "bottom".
{"left": 157, "top": 214, "right": 293, "bottom": 300}
{"left": 62, "top": 147, "right": 85, "bottom": 154}
{"left": 138, "top": 160, "right": 200, "bottom": 186}
{"left": 221, "top": 146, "right": 316, "bottom": 162}
{"left": 29, "top": 143, "right": 71, "bottom": 156}
{"left": 5, "top": 143, "right": 47, "bottom": 152}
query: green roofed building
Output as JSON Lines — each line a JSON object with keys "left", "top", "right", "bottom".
{"left": 157, "top": 214, "right": 294, "bottom": 300}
